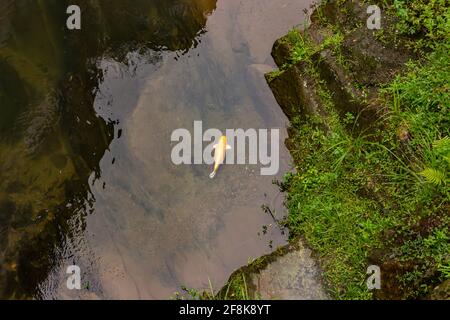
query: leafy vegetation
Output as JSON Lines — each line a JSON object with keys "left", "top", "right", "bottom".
{"left": 393, "top": 0, "right": 450, "bottom": 46}
{"left": 173, "top": 275, "right": 256, "bottom": 300}
{"left": 280, "top": 39, "right": 449, "bottom": 298}
{"left": 280, "top": 28, "right": 345, "bottom": 68}
{"left": 274, "top": 1, "right": 450, "bottom": 299}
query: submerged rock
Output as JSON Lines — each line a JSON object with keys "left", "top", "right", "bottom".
{"left": 219, "top": 238, "right": 328, "bottom": 300}
{"left": 250, "top": 239, "right": 328, "bottom": 300}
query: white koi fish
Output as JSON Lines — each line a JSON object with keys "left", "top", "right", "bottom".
{"left": 210, "top": 136, "right": 231, "bottom": 179}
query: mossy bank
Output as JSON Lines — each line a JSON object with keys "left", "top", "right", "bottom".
{"left": 216, "top": 0, "right": 449, "bottom": 300}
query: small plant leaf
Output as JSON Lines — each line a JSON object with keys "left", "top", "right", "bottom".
{"left": 433, "top": 136, "right": 450, "bottom": 154}
{"left": 420, "top": 168, "right": 446, "bottom": 185}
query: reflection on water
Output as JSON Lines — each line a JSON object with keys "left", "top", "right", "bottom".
{"left": 0, "top": 0, "right": 216, "bottom": 299}
{"left": 0, "top": 0, "right": 312, "bottom": 299}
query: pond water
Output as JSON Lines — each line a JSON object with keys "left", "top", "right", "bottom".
{"left": 0, "top": 0, "right": 313, "bottom": 299}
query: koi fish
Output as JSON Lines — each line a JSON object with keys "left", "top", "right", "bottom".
{"left": 210, "top": 136, "right": 231, "bottom": 179}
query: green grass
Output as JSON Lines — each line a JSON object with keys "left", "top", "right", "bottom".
{"left": 278, "top": 28, "right": 346, "bottom": 71}
{"left": 281, "top": 39, "right": 450, "bottom": 298}
{"left": 268, "top": 6, "right": 450, "bottom": 299}
{"left": 393, "top": 0, "right": 450, "bottom": 48}
{"left": 270, "top": 0, "right": 450, "bottom": 299}
{"left": 268, "top": 0, "right": 449, "bottom": 299}
{"left": 173, "top": 274, "right": 256, "bottom": 300}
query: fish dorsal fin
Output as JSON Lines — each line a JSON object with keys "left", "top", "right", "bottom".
{"left": 226, "top": 145, "right": 232, "bottom": 150}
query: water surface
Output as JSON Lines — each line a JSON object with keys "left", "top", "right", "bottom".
{"left": 0, "top": 0, "right": 313, "bottom": 299}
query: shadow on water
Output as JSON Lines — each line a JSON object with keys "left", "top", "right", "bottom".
{"left": 0, "top": 0, "right": 216, "bottom": 299}
{"left": 1, "top": 0, "right": 314, "bottom": 299}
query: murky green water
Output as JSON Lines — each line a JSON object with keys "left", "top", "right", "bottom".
{"left": 0, "top": 0, "right": 312, "bottom": 299}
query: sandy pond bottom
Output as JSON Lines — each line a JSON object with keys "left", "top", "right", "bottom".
{"left": 39, "top": 0, "right": 321, "bottom": 299}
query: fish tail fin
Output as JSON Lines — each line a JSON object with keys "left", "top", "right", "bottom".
{"left": 209, "top": 170, "right": 216, "bottom": 179}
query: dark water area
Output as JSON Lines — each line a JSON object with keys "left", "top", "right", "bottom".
{"left": 0, "top": 0, "right": 312, "bottom": 299}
